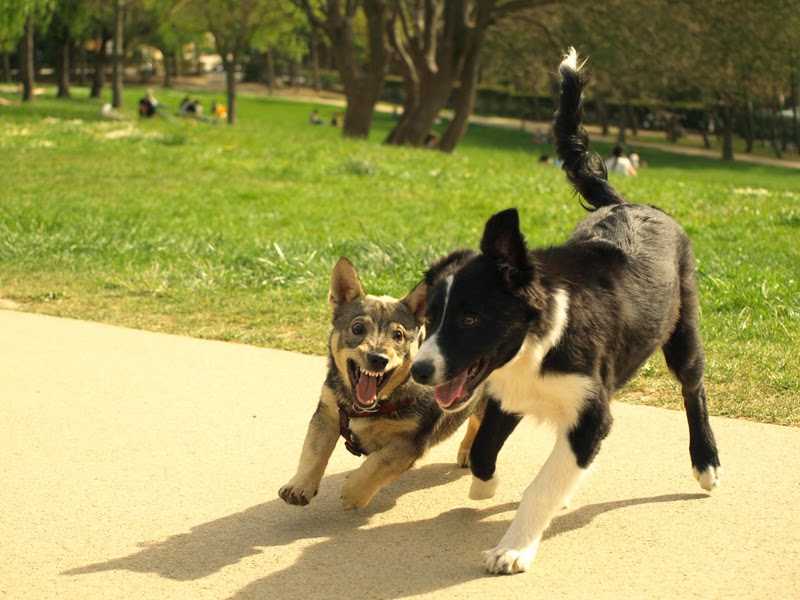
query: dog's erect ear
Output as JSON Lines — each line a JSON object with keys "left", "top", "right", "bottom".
{"left": 480, "top": 208, "right": 530, "bottom": 270}
{"left": 400, "top": 281, "right": 427, "bottom": 325}
{"left": 329, "top": 256, "right": 365, "bottom": 312}
{"left": 480, "top": 208, "right": 535, "bottom": 290}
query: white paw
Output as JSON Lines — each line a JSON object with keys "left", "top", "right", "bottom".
{"left": 483, "top": 543, "right": 538, "bottom": 575}
{"left": 693, "top": 465, "right": 722, "bottom": 491}
{"left": 469, "top": 474, "right": 499, "bottom": 500}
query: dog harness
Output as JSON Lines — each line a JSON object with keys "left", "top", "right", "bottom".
{"left": 338, "top": 397, "right": 417, "bottom": 457}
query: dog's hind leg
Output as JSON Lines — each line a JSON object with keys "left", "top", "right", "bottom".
{"left": 468, "top": 397, "right": 521, "bottom": 500}
{"left": 340, "top": 438, "right": 420, "bottom": 509}
{"left": 662, "top": 255, "right": 721, "bottom": 490}
{"left": 662, "top": 313, "right": 721, "bottom": 491}
{"left": 457, "top": 414, "right": 482, "bottom": 468}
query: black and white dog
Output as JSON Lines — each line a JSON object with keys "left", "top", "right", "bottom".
{"left": 410, "top": 48, "right": 722, "bottom": 575}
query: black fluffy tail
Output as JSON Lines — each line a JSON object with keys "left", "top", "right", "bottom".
{"left": 553, "top": 48, "right": 627, "bottom": 210}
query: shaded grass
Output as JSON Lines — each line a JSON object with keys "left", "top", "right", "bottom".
{"left": 1, "top": 85, "right": 798, "bottom": 425}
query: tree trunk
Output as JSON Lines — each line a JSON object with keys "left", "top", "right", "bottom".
{"left": 792, "top": 68, "right": 799, "bottom": 153}
{"left": 162, "top": 47, "right": 172, "bottom": 87}
{"left": 770, "top": 91, "right": 782, "bottom": 159}
{"left": 91, "top": 34, "right": 110, "bottom": 98}
{"left": 1, "top": 50, "right": 10, "bottom": 83}
{"left": 720, "top": 105, "right": 734, "bottom": 160}
{"left": 266, "top": 48, "right": 275, "bottom": 94}
{"left": 383, "top": 24, "right": 420, "bottom": 145}
{"left": 311, "top": 29, "right": 321, "bottom": 93}
{"left": 440, "top": 33, "right": 483, "bottom": 152}
{"left": 699, "top": 111, "right": 712, "bottom": 149}
{"left": 111, "top": 0, "right": 124, "bottom": 108}
{"left": 20, "top": 15, "right": 35, "bottom": 102}
{"left": 743, "top": 96, "right": 755, "bottom": 153}
{"left": 225, "top": 58, "right": 237, "bottom": 125}
{"left": 173, "top": 49, "right": 181, "bottom": 78}
{"left": 77, "top": 42, "right": 87, "bottom": 86}
{"left": 595, "top": 95, "right": 609, "bottom": 135}
{"left": 57, "top": 37, "right": 71, "bottom": 98}
{"left": 532, "top": 93, "right": 542, "bottom": 123}
{"left": 617, "top": 105, "right": 627, "bottom": 145}
{"left": 625, "top": 102, "right": 638, "bottom": 135}
{"left": 325, "top": 0, "right": 392, "bottom": 139}
{"left": 438, "top": 3, "right": 496, "bottom": 153}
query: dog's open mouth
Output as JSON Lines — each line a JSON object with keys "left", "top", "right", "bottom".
{"left": 434, "top": 357, "right": 490, "bottom": 411}
{"left": 348, "top": 360, "right": 394, "bottom": 409}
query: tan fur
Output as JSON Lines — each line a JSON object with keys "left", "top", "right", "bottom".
{"left": 340, "top": 437, "right": 420, "bottom": 509}
{"left": 330, "top": 326, "right": 411, "bottom": 399}
{"left": 280, "top": 256, "right": 481, "bottom": 510}
{"left": 457, "top": 414, "right": 482, "bottom": 467}
{"left": 279, "top": 387, "right": 340, "bottom": 505}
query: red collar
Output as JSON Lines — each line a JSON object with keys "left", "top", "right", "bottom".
{"left": 338, "top": 397, "right": 417, "bottom": 456}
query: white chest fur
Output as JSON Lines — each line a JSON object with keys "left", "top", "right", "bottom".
{"left": 486, "top": 289, "right": 593, "bottom": 429}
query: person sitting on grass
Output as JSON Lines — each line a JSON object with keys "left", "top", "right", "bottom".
{"left": 604, "top": 144, "right": 638, "bottom": 177}
{"left": 138, "top": 89, "right": 158, "bottom": 118}
{"left": 309, "top": 108, "right": 322, "bottom": 125}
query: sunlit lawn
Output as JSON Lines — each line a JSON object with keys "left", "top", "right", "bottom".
{"left": 1, "top": 84, "right": 798, "bottom": 425}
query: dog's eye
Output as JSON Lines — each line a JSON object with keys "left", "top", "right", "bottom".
{"left": 463, "top": 315, "right": 479, "bottom": 327}
{"left": 352, "top": 322, "right": 366, "bottom": 335}
{"left": 392, "top": 330, "right": 404, "bottom": 342}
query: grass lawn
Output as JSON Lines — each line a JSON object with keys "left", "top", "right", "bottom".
{"left": 1, "top": 84, "right": 799, "bottom": 425}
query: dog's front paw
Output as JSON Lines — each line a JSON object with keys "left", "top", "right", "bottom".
{"left": 279, "top": 479, "right": 318, "bottom": 506}
{"left": 469, "top": 474, "right": 499, "bottom": 500}
{"left": 457, "top": 446, "right": 471, "bottom": 468}
{"left": 483, "top": 544, "right": 538, "bottom": 575}
{"left": 693, "top": 465, "right": 722, "bottom": 491}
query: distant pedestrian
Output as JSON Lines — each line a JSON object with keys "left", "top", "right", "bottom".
{"left": 604, "top": 144, "right": 638, "bottom": 176}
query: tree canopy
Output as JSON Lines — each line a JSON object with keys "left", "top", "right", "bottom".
{"left": 1, "top": 0, "right": 797, "bottom": 157}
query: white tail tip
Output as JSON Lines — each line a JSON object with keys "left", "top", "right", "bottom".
{"left": 560, "top": 47, "right": 585, "bottom": 73}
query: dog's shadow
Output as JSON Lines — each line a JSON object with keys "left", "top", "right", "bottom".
{"left": 63, "top": 464, "right": 707, "bottom": 599}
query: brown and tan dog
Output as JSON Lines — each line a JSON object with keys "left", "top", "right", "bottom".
{"left": 279, "top": 257, "right": 484, "bottom": 509}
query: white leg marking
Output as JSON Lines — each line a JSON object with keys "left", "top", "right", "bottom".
{"left": 469, "top": 474, "right": 500, "bottom": 500}
{"left": 693, "top": 465, "right": 721, "bottom": 491}
{"left": 484, "top": 434, "right": 586, "bottom": 575}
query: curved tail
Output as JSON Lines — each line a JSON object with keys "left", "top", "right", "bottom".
{"left": 553, "top": 48, "right": 627, "bottom": 210}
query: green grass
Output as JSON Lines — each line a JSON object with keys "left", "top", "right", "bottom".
{"left": 1, "top": 84, "right": 799, "bottom": 425}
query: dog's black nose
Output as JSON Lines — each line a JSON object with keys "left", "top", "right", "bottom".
{"left": 411, "top": 360, "right": 434, "bottom": 384}
{"left": 366, "top": 352, "right": 389, "bottom": 371}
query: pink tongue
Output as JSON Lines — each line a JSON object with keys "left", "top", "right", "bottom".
{"left": 356, "top": 374, "right": 378, "bottom": 405}
{"left": 434, "top": 370, "right": 469, "bottom": 408}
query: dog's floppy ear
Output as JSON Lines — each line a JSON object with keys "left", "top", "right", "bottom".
{"left": 400, "top": 281, "right": 427, "bottom": 325}
{"left": 480, "top": 209, "right": 532, "bottom": 285}
{"left": 329, "top": 256, "right": 365, "bottom": 312}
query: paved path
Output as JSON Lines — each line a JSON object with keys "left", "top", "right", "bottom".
{"left": 2, "top": 310, "right": 799, "bottom": 599}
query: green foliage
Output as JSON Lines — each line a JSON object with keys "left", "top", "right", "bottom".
{"left": 1, "top": 86, "right": 798, "bottom": 424}
{"left": 0, "top": 0, "right": 55, "bottom": 49}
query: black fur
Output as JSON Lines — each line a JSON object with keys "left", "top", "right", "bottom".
{"left": 414, "top": 51, "right": 721, "bottom": 499}
{"left": 469, "top": 397, "right": 521, "bottom": 481}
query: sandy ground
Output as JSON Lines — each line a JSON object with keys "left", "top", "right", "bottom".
{"left": 2, "top": 310, "right": 799, "bottom": 599}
